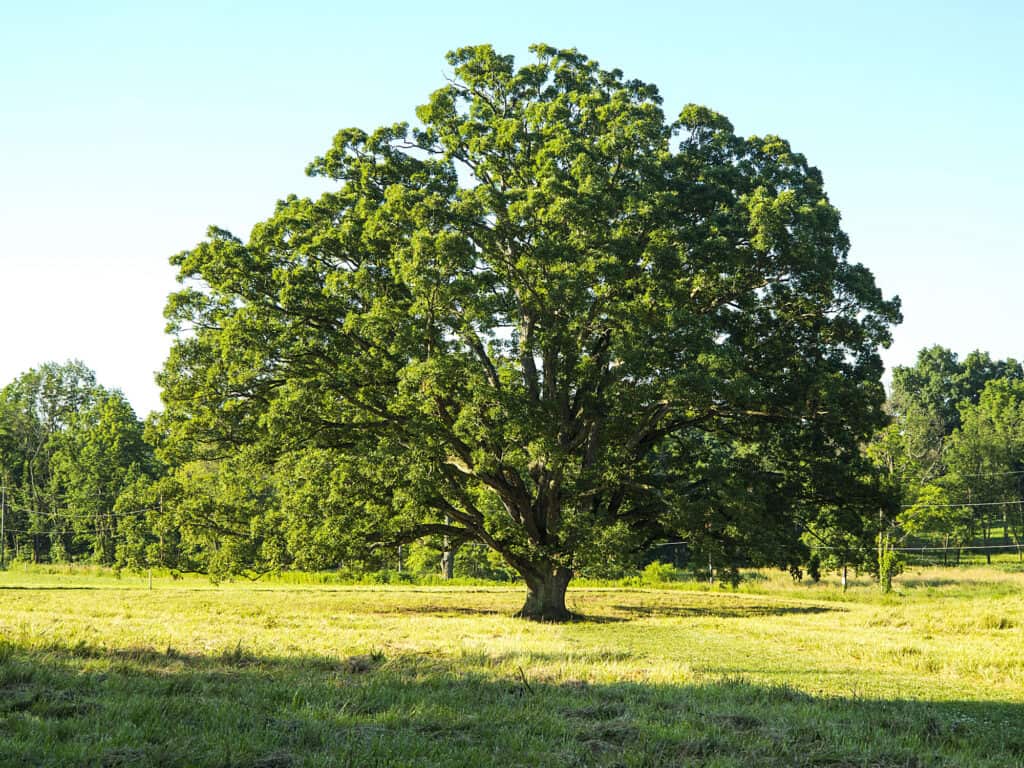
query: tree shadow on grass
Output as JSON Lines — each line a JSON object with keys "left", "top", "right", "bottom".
{"left": 608, "top": 603, "right": 836, "bottom": 620}
{"left": 373, "top": 606, "right": 631, "bottom": 623}
{"left": 306, "top": 591, "right": 840, "bottom": 624}
{"left": 1, "top": 641, "right": 1021, "bottom": 768}
{"left": 360, "top": 603, "right": 508, "bottom": 618}
{"left": 0, "top": 585, "right": 109, "bottom": 591}
{"left": 894, "top": 578, "right": 964, "bottom": 589}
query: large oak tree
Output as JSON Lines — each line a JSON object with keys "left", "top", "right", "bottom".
{"left": 159, "top": 44, "right": 900, "bottom": 619}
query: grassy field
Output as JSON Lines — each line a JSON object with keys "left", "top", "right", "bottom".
{"left": 1, "top": 566, "right": 1023, "bottom": 767}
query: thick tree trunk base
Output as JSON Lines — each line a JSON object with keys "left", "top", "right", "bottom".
{"left": 514, "top": 567, "right": 573, "bottom": 622}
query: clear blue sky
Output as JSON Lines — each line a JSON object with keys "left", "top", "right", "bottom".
{"left": 2, "top": 1, "right": 1022, "bottom": 416}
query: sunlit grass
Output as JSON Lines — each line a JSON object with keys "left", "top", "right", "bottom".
{"left": 1, "top": 565, "right": 1023, "bottom": 766}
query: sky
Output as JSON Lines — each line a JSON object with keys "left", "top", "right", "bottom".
{"left": 2, "top": 1, "right": 1023, "bottom": 417}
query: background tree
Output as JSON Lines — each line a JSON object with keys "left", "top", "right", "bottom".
{"left": 49, "top": 391, "right": 158, "bottom": 563}
{"left": 0, "top": 361, "right": 99, "bottom": 562}
{"left": 898, "top": 483, "right": 972, "bottom": 565}
{"left": 942, "top": 378, "right": 1024, "bottom": 561}
{"left": 887, "top": 347, "right": 1022, "bottom": 494}
{"left": 878, "top": 353, "right": 1024, "bottom": 566}
{"left": 158, "top": 44, "right": 900, "bottom": 619}
{"left": 0, "top": 362, "right": 158, "bottom": 565}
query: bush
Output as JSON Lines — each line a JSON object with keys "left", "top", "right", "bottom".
{"left": 641, "top": 561, "right": 685, "bottom": 584}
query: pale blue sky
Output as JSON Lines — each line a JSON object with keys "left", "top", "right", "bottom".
{"left": 2, "top": 1, "right": 1022, "bottom": 415}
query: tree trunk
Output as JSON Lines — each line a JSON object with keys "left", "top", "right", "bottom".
{"left": 440, "top": 520, "right": 456, "bottom": 580}
{"left": 515, "top": 566, "right": 573, "bottom": 621}
{"left": 440, "top": 544, "right": 455, "bottom": 580}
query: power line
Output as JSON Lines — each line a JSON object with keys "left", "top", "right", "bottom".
{"left": 891, "top": 468, "right": 1024, "bottom": 480}
{"left": 0, "top": 527, "right": 137, "bottom": 541}
{"left": 4, "top": 507, "right": 154, "bottom": 520}
{"left": 59, "top": 510, "right": 146, "bottom": 521}
{"left": 901, "top": 499, "right": 1024, "bottom": 510}
{"left": 900, "top": 543, "right": 1023, "bottom": 552}
{"left": 0, "top": 507, "right": 157, "bottom": 548}
{"left": 932, "top": 469, "right": 1024, "bottom": 478}
{"left": 961, "top": 469, "right": 1024, "bottom": 477}
{"left": 807, "top": 542, "right": 1023, "bottom": 553}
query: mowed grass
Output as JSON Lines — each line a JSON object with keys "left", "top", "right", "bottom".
{"left": 1, "top": 566, "right": 1024, "bottom": 766}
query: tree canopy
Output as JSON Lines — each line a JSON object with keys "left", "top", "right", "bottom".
{"left": 158, "top": 44, "right": 900, "bottom": 619}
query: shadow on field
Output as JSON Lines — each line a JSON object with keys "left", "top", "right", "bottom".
{"left": 358, "top": 603, "right": 506, "bottom": 618}
{"left": 609, "top": 603, "right": 835, "bottom": 620}
{"left": 1, "top": 640, "right": 1021, "bottom": 768}
{"left": 893, "top": 578, "right": 963, "bottom": 589}
{"left": 0, "top": 585, "right": 107, "bottom": 591}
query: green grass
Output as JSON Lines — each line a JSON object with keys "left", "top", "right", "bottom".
{"left": 1, "top": 565, "right": 1023, "bottom": 766}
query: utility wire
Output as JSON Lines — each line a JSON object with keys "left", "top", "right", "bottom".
{"left": 0, "top": 527, "right": 136, "bottom": 541}
{"left": 807, "top": 542, "right": 1023, "bottom": 553}
{"left": 901, "top": 499, "right": 1024, "bottom": 510}
{"left": 5, "top": 507, "right": 154, "bottom": 520}
{"left": 949, "top": 469, "right": 1024, "bottom": 478}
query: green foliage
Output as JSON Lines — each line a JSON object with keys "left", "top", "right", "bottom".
{"left": 886, "top": 347, "right": 1023, "bottom": 496}
{"left": 157, "top": 44, "right": 898, "bottom": 615}
{"left": 640, "top": 560, "right": 685, "bottom": 584}
{"left": 900, "top": 484, "right": 972, "bottom": 552}
{"left": 0, "top": 361, "right": 100, "bottom": 527}
{"left": 880, "top": 367, "right": 1024, "bottom": 567}
{"left": 452, "top": 544, "right": 518, "bottom": 581}
{"left": 877, "top": 545, "right": 902, "bottom": 594}
{"left": 49, "top": 391, "right": 157, "bottom": 564}
{"left": 0, "top": 362, "right": 160, "bottom": 567}
{"left": 864, "top": 347, "right": 1024, "bottom": 573}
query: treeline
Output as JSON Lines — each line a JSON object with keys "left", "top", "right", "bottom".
{"left": 872, "top": 346, "right": 1024, "bottom": 563}
{"left": 0, "top": 361, "right": 158, "bottom": 566}
{"left": 802, "top": 346, "right": 1024, "bottom": 582}
{"left": 0, "top": 361, "right": 513, "bottom": 579}
{"left": 1, "top": 350, "right": 1022, "bottom": 579}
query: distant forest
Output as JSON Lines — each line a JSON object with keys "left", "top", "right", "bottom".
{"left": 1, "top": 346, "right": 1021, "bottom": 581}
